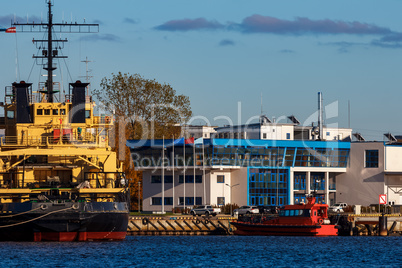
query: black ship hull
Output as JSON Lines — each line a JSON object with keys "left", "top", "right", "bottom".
{"left": 0, "top": 202, "right": 129, "bottom": 241}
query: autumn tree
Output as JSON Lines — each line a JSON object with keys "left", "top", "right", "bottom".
{"left": 93, "top": 72, "right": 192, "bottom": 140}
{"left": 93, "top": 72, "right": 192, "bottom": 210}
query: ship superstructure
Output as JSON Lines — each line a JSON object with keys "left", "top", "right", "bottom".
{"left": 0, "top": 1, "right": 129, "bottom": 241}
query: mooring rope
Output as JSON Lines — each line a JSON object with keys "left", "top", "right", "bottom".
{"left": 0, "top": 206, "right": 42, "bottom": 218}
{"left": 0, "top": 206, "right": 74, "bottom": 228}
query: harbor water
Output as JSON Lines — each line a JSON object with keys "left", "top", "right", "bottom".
{"left": 0, "top": 236, "right": 401, "bottom": 267}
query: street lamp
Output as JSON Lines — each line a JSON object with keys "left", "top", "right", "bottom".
{"left": 226, "top": 183, "right": 240, "bottom": 216}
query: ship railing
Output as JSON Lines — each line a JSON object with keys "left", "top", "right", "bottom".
{"left": 63, "top": 95, "right": 92, "bottom": 103}
{"left": 84, "top": 172, "right": 126, "bottom": 189}
{"left": 0, "top": 135, "right": 109, "bottom": 148}
{"left": 93, "top": 115, "right": 113, "bottom": 125}
{"left": 4, "top": 86, "right": 15, "bottom": 104}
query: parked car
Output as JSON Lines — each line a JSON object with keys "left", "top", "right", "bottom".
{"left": 233, "top": 206, "right": 259, "bottom": 216}
{"left": 257, "top": 206, "right": 279, "bottom": 214}
{"left": 329, "top": 203, "right": 347, "bottom": 212}
{"left": 190, "top": 205, "right": 221, "bottom": 217}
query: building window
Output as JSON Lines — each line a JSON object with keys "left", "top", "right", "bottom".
{"left": 151, "top": 176, "right": 161, "bottom": 183}
{"left": 263, "top": 133, "right": 267, "bottom": 139}
{"left": 217, "top": 175, "right": 225, "bottom": 183}
{"left": 151, "top": 197, "right": 162, "bottom": 205}
{"left": 365, "top": 150, "right": 379, "bottom": 168}
{"left": 164, "top": 176, "right": 173, "bottom": 183}
{"left": 179, "top": 197, "right": 197, "bottom": 206}
{"left": 164, "top": 197, "right": 173, "bottom": 205}
{"left": 179, "top": 175, "right": 202, "bottom": 183}
{"left": 286, "top": 133, "right": 290, "bottom": 139}
{"left": 152, "top": 175, "right": 173, "bottom": 183}
{"left": 217, "top": 197, "right": 225, "bottom": 206}
{"left": 196, "top": 197, "right": 202, "bottom": 205}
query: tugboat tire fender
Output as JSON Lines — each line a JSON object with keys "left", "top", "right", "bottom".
{"left": 318, "top": 218, "right": 323, "bottom": 224}
{"left": 142, "top": 218, "right": 149, "bottom": 225}
{"left": 40, "top": 204, "right": 48, "bottom": 210}
{"left": 72, "top": 203, "right": 79, "bottom": 210}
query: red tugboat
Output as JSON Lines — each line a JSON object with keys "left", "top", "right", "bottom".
{"left": 231, "top": 196, "right": 338, "bottom": 236}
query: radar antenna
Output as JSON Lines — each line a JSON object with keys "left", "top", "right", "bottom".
{"left": 12, "top": 0, "right": 99, "bottom": 102}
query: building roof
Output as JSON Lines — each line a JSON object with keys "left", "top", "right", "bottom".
{"left": 126, "top": 138, "right": 350, "bottom": 149}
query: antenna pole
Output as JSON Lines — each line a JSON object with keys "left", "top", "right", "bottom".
{"left": 348, "top": 100, "right": 351, "bottom": 129}
{"left": 46, "top": 1, "right": 54, "bottom": 102}
{"left": 260, "top": 92, "right": 263, "bottom": 115}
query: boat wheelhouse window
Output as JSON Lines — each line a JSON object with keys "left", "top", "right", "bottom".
{"left": 6, "top": 110, "right": 14, "bottom": 119}
{"left": 298, "top": 210, "right": 304, "bottom": 216}
{"left": 44, "top": 109, "right": 51, "bottom": 115}
{"left": 289, "top": 210, "right": 295, "bottom": 216}
{"left": 37, "top": 109, "right": 43, "bottom": 115}
{"left": 279, "top": 210, "right": 285, "bottom": 216}
{"left": 285, "top": 210, "right": 290, "bottom": 216}
{"left": 61, "top": 109, "right": 66, "bottom": 115}
{"left": 85, "top": 110, "right": 91, "bottom": 119}
{"left": 53, "top": 109, "right": 59, "bottom": 115}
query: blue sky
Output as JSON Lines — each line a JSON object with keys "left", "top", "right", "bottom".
{"left": 1, "top": 0, "right": 402, "bottom": 140}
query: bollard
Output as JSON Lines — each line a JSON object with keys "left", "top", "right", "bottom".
{"left": 379, "top": 214, "right": 388, "bottom": 236}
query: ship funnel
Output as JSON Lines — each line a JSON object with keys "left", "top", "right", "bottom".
{"left": 14, "top": 81, "right": 32, "bottom": 123}
{"left": 70, "top": 81, "right": 89, "bottom": 123}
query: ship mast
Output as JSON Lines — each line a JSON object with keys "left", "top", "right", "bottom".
{"left": 46, "top": 1, "right": 55, "bottom": 102}
{"left": 13, "top": 0, "right": 99, "bottom": 103}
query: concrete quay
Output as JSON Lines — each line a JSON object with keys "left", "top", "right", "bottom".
{"left": 127, "top": 216, "right": 236, "bottom": 236}
{"left": 334, "top": 213, "right": 402, "bottom": 236}
{"left": 127, "top": 214, "right": 402, "bottom": 236}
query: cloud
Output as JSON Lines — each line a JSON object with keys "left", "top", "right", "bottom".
{"left": 234, "top": 15, "right": 393, "bottom": 35}
{"left": 0, "top": 14, "right": 41, "bottom": 25}
{"left": 123, "top": 18, "right": 139, "bottom": 24}
{"left": 319, "top": 41, "right": 370, "bottom": 53}
{"left": 154, "top": 14, "right": 402, "bottom": 50}
{"left": 93, "top": 19, "right": 104, "bottom": 25}
{"left": 155, "top": 15, "right": 392, "bottom": 36}
{"left": 219, "top": 39, "right": 235, "bottom": 46}
{"left": 154, "top": 18, "right": 224, "bottom": 31}
{"left": 279, "top": 49, "right": 294, "bottom": 53}
{"left": 371, "top": 39, "right": 402, "bottom": 49}
{"left": 80, "top": 34, "right": 120, "bottom": 42}
{"left": 369, "top": 33, "right": 402, "bottom": 48}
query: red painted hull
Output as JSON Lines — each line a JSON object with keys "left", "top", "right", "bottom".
{"left": 232, "top": 222, "right": 338, "bottom": 236}
{"left": 33, "top": 231, "right": 127, "bottom": 242}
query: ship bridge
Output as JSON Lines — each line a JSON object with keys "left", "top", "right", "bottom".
{"left": 0, "top": 81, "right": 113, "bottom": 149}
